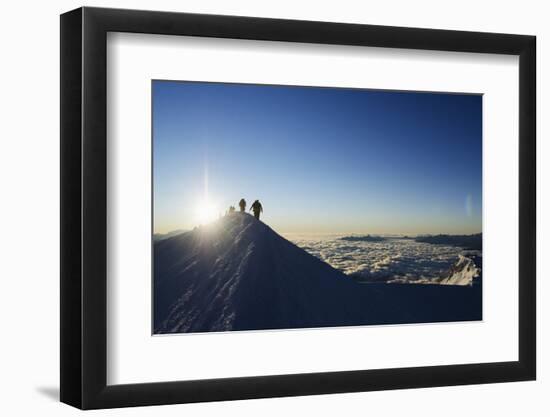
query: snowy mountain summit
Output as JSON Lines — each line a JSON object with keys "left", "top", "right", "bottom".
{"left": 154, "top": 213, "right": 481, "bottom": 334}
{"left": 438, "top": 255, "right": 481, "bottom": 286}
{"left": 154, "top": 213, "right": 368, "bottom": 333}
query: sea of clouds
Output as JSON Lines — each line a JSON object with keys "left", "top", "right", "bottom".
{"left": 285, "top": 234, "right": 481, "bottom": 284}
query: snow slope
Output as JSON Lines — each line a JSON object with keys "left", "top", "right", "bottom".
{"left": 154, "top": 213, "right": 481, "bottom": 334}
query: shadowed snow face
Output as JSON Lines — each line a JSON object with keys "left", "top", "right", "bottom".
{"left": 285, "top": 235, "right": 480, "bottom": 284}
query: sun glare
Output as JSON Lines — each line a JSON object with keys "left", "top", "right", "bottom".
{"left": 196, "top": 199, "right": 219, "bottom": 225}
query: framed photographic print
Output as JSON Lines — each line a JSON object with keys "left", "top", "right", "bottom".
{"left": 60, "top": 7, "right": 536, "bottom": 409}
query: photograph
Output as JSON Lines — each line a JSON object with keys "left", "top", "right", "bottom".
{"left": 152, "top": 80, "right": 483, "bottom": 334}
{"left": 52, "top": 3, "right": 540, "bottom": 412}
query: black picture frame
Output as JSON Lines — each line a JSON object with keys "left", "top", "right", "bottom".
{"left": 60, "top": 6, "right": 536, "bottom": 410}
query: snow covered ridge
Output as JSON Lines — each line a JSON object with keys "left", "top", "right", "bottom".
{"left": 153, "top": 213, "right": 482, "bottom": 334}
{"left": 437, "top": 255, "right": 481, "bottom": 286}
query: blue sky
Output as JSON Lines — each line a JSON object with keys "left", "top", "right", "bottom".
{"left": 153, "top": 81, "right": 482, "bottom": 235}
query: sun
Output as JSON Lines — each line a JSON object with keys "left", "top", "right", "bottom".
{"left": 196, "top": 198, "right": 218, "bottom": 225}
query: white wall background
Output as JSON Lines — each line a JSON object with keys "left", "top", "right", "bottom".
{"left": 0, "top": 0, "right": 545, "bottom": 415}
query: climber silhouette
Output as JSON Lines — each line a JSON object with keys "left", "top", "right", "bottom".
{"left": 250, "top": 200, "right": 263, "bottom": 220}
{"left": 239, "top": 198, "right": 246, "bottom": 213}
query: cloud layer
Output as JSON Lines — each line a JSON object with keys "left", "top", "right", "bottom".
{"left": 287, "top": 235, "right": 481, "bottom": 284}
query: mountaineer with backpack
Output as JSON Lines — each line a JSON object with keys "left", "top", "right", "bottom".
{"left": 250, "top": 200, "right": 263, "bottom": 220}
